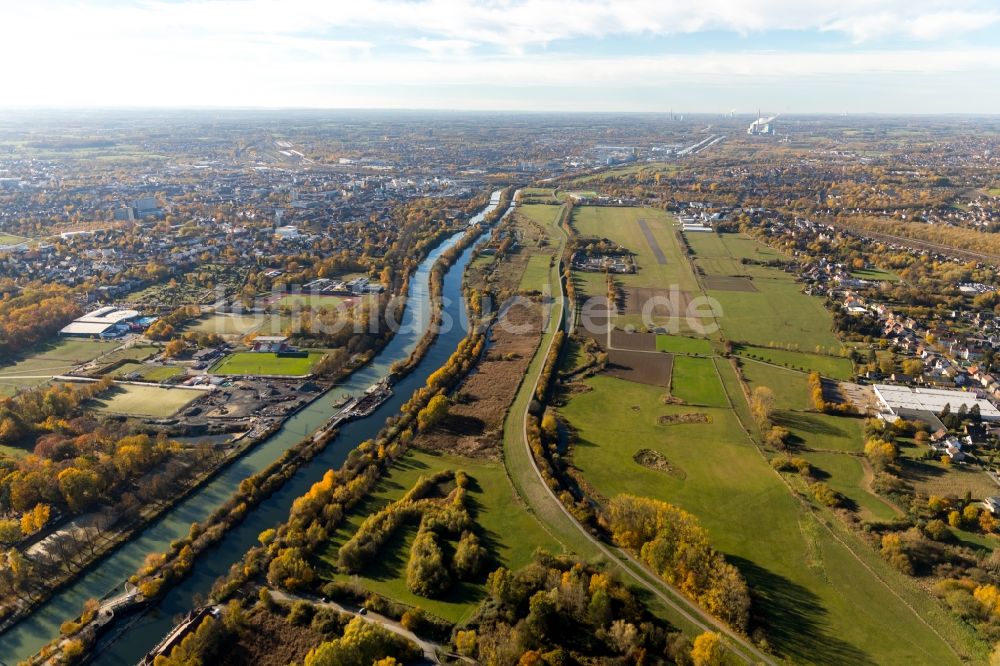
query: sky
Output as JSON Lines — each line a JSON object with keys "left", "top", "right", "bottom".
{"left": 2, "top": 0, "right": 1000, "bottom": 113}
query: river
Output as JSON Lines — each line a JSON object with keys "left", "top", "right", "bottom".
{"left": 0, "top": 190, "right": 506, "bottom": 664}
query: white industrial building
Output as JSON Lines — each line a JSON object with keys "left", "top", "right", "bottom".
{"left": 873, "top": 384, "right": 1000, "bottom": 422}
{"left": 59, "top": 306, "right": 141, "bottom": 338}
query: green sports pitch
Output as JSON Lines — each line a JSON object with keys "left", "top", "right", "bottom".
{"left": 209, "top": 350, "right": 327, "bottom": 376}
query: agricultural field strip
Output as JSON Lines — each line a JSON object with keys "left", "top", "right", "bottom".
{"left": 571, "top": 210, "right": 971, "bottom": 662}
{"left": 502, "top": 206, "right": 775, "bottom": 665}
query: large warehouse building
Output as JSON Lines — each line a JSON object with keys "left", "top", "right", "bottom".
{"left": 874, "top": 384, "right": 1000, "bottom": 422}
{"left": 59, "top": 306, "right": 142, "bottom": 338}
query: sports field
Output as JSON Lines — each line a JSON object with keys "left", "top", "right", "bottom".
{"left": 0, "top": 339, "right": 123, "bottom": 395}
{"left": 90, "top": 384, "right": 201, "bottom": 417}
{"left": 186, "top": 313, "right": 266, "bottom": 337}
{"left": 108, "top": 362, "right": 183, "bottom": 382}
{"left": 315, "top": 449, "right": 561, "bottom": 623}
{"left": 210, "top": 350, "right": 326, "bottom": 376}
{"left": 277, "top": 294, "right": 352, "bottom": 309}
{"left": 560, "top": 373, "right": 973, "bottom": 665}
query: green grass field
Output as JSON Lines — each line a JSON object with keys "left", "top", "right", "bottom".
{"left": 709, "top": 277, "right": 843, "bottom": 350}
{"left": 740, "top": 360, "right": 813, "bottom": 411}
{"left": 670, "top": 356, "right": 729, "bottom": 407}
{"left": 735, "top": 345, "right": 853, "bottom": 379}
{"left": 315, "top": 449, "right": 561, "bottom": 623}
{"left": 278, "top": 294, "right": 345, "bottom": 309}
{"left": 518, "top": 254, "right": 554, "bottom": 293}
{"left": 108, "top": 362, "right": 182, "bottom": 382}
{"left": 0, "top": 339, "right": 126, "bottom": 395}
{"left": 90, "top": 384, "right": 201, "bottom": 417}
{"left": 681, "top": 230, "right": 841, "bottom": 349}
{"left": 210, "top": 350, "right": 326, "bottom": 376}
{"left": 518, "top": 187, "right": 560, "bottom": 204}
{"left": 560, "top": 373, "right": 975, "bottom": 665}
{"left": 572, "top": 206, "right": 699, "bottom": 293}
{"left": 0, "top": 233, "right": 29, "bottom": 246}
{"left": 92, "top": 344, "right": 157, "bottom": 366}
{"left": 517, "top": 203, "right": 565, "bottom": 241}
{"left": 685, "top": 233, "right": 788, "bottom": 277}
{"left": 186, "top": 313, "right": 267, "bottom": 337}
{"left": 850, "top": 268, "right": 901, "bottom": 282}
{"left": 798, "top": 451, "right": 900, "bottom": 522}
{"left": 655, "top": 334, "right": 714, "bottom": 355}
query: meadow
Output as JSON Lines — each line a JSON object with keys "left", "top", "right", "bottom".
{"left": 735, "top": 345, "right": 854, "bottom": 379}
{"left": 210, "top": 350, "right": 326, "bottom": 376}
{"left": 682, "top": 230, "right": 842, "bottom": 349}
{"left": 559, "top": 373, "right": 971, "bottom": 665}
{"left": 277, "top": 294, "right": 366, "bottom": 310}
{"left": 851, "top": 267, "right": 901, "bottom": 282}
{"left": 654, "top": 334, "right": 714, "bottom": 355}
{"left": 571, "top": 206, "right": 699, "bottom": 293}
{"left": 518, "top": 254, "right": 554, "bottom": 293}
{"left": 669, "top": 355, "right": 729, "bottom": 407}
{"left": 797, "top": 451, "right": 900, "bottom": 522}
{"left": 314, "top": 449, "right": 561, "bottom": 623}
{"left": 708, "top": 276, "right": 843, "bottom": 350}
{"left": 739, "top": 360, "right": 813, "bottom": 411}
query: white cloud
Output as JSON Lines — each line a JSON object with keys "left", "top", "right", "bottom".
{"left": 5, "top": 1, "right": 1000, "bottom": 51}
{"left": 0, "top": 1, "right": 998, "bottom": 109}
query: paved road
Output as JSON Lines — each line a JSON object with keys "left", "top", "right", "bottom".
{"left": 637, "top": 218, "right": 668, "bottom": 264}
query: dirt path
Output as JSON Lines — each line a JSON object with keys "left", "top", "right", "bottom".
{"left": 859, "top": 457, "right": 906, "bottom": 518}
{"left": 269, "top": 589, "right": 451, "bottom": 664}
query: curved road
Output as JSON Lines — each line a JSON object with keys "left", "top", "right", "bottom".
{"left": 501, "top": 203, "right": 777, "bottom": 666}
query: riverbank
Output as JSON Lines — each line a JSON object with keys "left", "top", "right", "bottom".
{"left": 9, "top": 190, "right": 511, "bottom": 665}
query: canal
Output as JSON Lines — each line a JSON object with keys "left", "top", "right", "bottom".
{"left": 0, "top": 190, "right": 505, "bottom": 663}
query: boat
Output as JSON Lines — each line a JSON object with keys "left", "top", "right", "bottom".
{"left": 332, "top": 393, "right": 352, "bottom": 408}
{"left": 350, "top": 377, "right": 393, "bottom": 417}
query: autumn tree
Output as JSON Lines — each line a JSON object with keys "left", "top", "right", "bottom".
{"left": 691, "top": 632, "right": 725, "bottom": 666}
{"left": 750, "top": 386, "right": 776, "bottom": 430}
{"left": 163, "top": 339, "right": 186, "bottom": 358}
{"left": 416, "top": 394, "right": 449, "bottom": 432}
